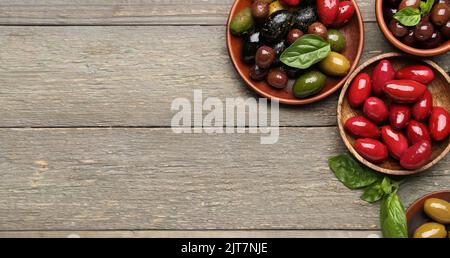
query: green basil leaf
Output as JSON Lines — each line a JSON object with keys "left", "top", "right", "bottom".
{"left": 361, "top": 183, "right": 384, "bottom": 203}
{"left": 420, "top": 0, "right": 435, "bottom": 15}
{"left": 380, "top": 193, "right": 408, "bottom": 238}
{"left": 328, "top": 153, "right": 381, "bottom": 190}
{"left": 380, "top": 177, "right": 394, "bottom": 195}
{"left": 393, "top": 7, "right": 421, "bottom": 26}
{"left": 280, "top": 34, "right": 331, "bottom": 69}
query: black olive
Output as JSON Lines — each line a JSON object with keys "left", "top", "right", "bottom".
{"left": 420, "top": 31, "right": 443, "bottom": 49}
{"left": 261, "top": 10, "right": 293, "bottom": 44}
{"left": 402, "top": 29, "right": 417, "bottom": 47}
{"left": 441, "top": 20, "right": 450, "bottom": 40}
{"left": 271, "top": 40, "right": 287, "bottom": 67}
{"left": 389, "top": 19, "right": 408, "bottom": 38}
{"left": 241, "top": 30, "right": 262, "bottom": 64}
{"left": 414, "top": 19, "right": 434, "bottom": 41}
{"left": 383, "top": 6, "right": 398, "bottom": 22}
{"left": 291, "top": 5, "right": 318, "bottom": 32}
{"left": 284, "top": 65, "right": 303, "bottom": 79}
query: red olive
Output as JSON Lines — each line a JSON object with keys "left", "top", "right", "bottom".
{"left": 429, "top": 107, "right": 450, "bottom": 141}
{"left": 255, "top": 46, "right": 275, "bottom": 69}
{"left": 345, "top": 116, "right": 381, "bottom": 139}
{"left": 400, "top": 140, "right": 432, "bottom": 170}
{"left": 363, "top": 97, "right": 389, "bottom": 124}
{"left": 331, "top": 1, "right": 356, "bottom": 28}
{"left": 390, "top": 104, "right": 411, "bottom": 130}
{"left": 383, "top": 80, "right": 427, "bottom": 104}
{"left": 412, "top": 89, "right": 433, "bottom": 121}
{"left": 249, "top": 65, "right": 269, "bottom": 81}
{"left": 317, "top": 0, "right": 339, "bottom": 26}
{"left": 395, "top": 65, "right": 435, "bottom": 85}
{"left": 372, "top": 60, "right": 395, "bottom": 96}
{"left": 287, "top": 29, "right": 304, "bottom": 45}
{"left": 354, "top": 138, "right": 389, "bottom": 163}
{"left": 407, "top": 120, "right": 431, "bottom": 145}
{"left": 267, "top": 68, "right": 288, "bottom": 89}
{"left": 348, "top": 73, "right": 372, "bottom": 108}
{"left": 381, "top": 126, "right": 409, "bottom": 160}
{"left": 406, "top": 120, "right": 431, "bottom": 145}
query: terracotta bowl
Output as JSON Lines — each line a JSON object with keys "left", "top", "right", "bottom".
{"left": 337, "top": 53, "right": 450, "bottom": 175}
{"left": 226, "top": 0, "right": 364, "bottom": 105}
{"left": 406, "top": 190, "right": 450, "bottom": 238}
{"left": 375, "top": 0, "right": 450, "bottom": 57}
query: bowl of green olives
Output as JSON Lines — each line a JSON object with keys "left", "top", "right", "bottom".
{"left": 407, "top": 190, "right": 450, "bottom": 238}
{"left": 227, "top": 0, "right": 364, "bottom": 105}
{"left": 376, "top": 0, "right": 450, "bottom": 57}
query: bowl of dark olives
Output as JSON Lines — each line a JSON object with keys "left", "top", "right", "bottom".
{"left": 338, "top": 52, "right": 450, "bottom": 175}
{"left": 406, "top": 190, "right": 450, "bottom": 238}
{"left": 376, "top": 0, "right": 450, "bottom": 57}
{"left": 227, "top": 0, "right": 364, "bottom": 105}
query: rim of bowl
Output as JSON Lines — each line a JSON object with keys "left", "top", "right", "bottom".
{"left": 406, "top": 190, "right": 450, "bottom": 221}
{"left": 226, "top": 0, "right": 365, "bottom": 105}
{"left": 375, "top": 0, "right": 450, "bottom": 57}
{"left": 337, "top": 52, "right": 450, "bottom": 176}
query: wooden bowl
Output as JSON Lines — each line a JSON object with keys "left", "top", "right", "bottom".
{"left": 337, "top": 53, "right": 450, "bottom": 175}
{"left": 226, "top": 0, "right": 364, "bottom": 105}
{"left": 375, "top": 0, "right": 450, "bottom": 57}
{"left": 406, "top": 190, "right": 450, "bottom": 238}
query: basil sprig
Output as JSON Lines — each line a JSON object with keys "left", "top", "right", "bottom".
{"left": 393, "top": 0, "right": 435, "bottom": 26}
{"left": 328, "top": 154, "right": 408, "bottom": 238}
{"left": 280, "top": 34, "right": 330, "bottom": 69}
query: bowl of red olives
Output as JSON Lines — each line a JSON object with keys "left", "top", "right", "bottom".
{"left": 227, "top": 0, "right": 364, "bottom": 105}
{"left": 338, "top": 52, "right": 450, "bottom": 175}
{"left": 376, "top": 0, "right": 450, "bottom": 57}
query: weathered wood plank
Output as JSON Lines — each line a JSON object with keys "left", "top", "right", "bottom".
{"left": 0, "top": 128, "right": 448, "bottom": 230}
{"left": 0, "top": 0, "right": 377, "bottom": 25}
{"left": 0, "top": 230, "right": 381, "bottom": 238}
{"left": 0, "top": 25, "right": 448, "bottom": 128}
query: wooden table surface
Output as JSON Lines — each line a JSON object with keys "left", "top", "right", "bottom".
{"left": 0, "top": 0, "right": 449, "bottom": 238}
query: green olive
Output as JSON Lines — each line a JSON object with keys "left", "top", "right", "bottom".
{"left": 230, "top": 8, "right": 254, "bottom": 36}
{"left": 327, "top": 29, "right": 347, "bottom": 52}
{"left": 269, "top": 1, "right": 286, "bottom": 16}
{"left": 413, "top": 222, "right": 447, "bottom": 238}
{"left": 318, "top": 52, "right": 351, "bottom": 77}
{"left": 293, "top": 70, "right": 327, "bottom": 99}
{"left": 424, "top": 198, "right": 450, "bottom": 224}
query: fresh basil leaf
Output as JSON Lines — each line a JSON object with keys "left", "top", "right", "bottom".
{"left": 361, "top": 183, "right": 384, "bottom": 203}
{"left": 393, "top": 7, "right": 421, "bottom": 26}
{"left": 420, "top": 0, "right": 435, "bottom": 15}
{"left": 280, "top": 34, "right": 331, "bottom": 69}
{"left": 380, "top": 177, "right": 394, "bottom": 195}
{"left": 328, "top": 153, "right": 381, "bottom": 190}
{"left": 380, "top": 193, "right": 408, "bottom": 238}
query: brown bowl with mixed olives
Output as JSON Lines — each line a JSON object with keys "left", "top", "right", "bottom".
{"left": 227, "top": 0, "right": 364, "bottom": 105}
{"left": 376, "top": 0, "right": 450, "bottom": 56}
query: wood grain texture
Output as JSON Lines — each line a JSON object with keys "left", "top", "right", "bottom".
{"left": 0, "top": 0, "right": 377, "bottom": 25}
{"left": 0, "top": 128, "right": 448, "bottom": 230}
{"left": 0, "top": 230, "right": 381, "bottom": 238}
{"left": 0, "top": 25, "right": 448, "bottom": 128}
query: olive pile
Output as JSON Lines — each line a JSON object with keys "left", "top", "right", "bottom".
{"left": 413, "top": 198, "right": 450, "bottom": 238}
{"left": 384, "top": 0, "right": 450, "bottom": 49}
{"left": 345, "top": 60, "right": 450, "bottom": 170}
{"left": 230, "top": 0, "right": 355, "bottom": 99}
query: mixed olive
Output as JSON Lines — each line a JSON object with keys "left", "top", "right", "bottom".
{"left": 413, "top": 198, "right": 450, "bottom": 238}
{"left": 345, "top": 60, "right": 450, "bottom": 170}
{"left": 383, "top": 0, "right": 450, "bottom": 49}
{"left": 230, "top": 0, "right": 356, "bottom": 99}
